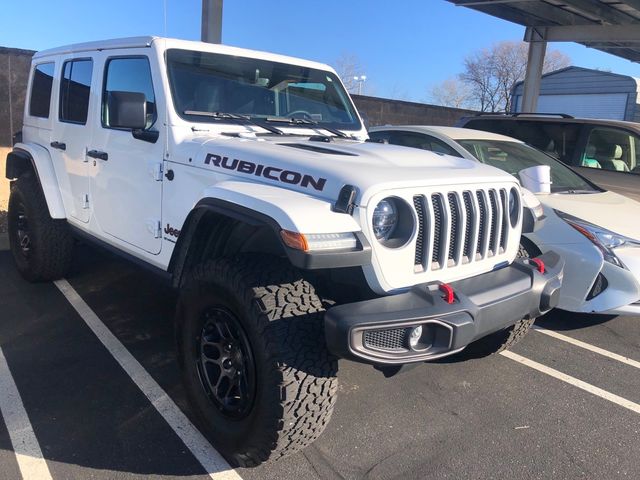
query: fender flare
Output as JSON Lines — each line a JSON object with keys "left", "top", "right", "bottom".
{"left": 168, "top": 197, "right": 370, "bottom": 287}
{"left": 6, "top": 144, "right": 66, "bottom": 219}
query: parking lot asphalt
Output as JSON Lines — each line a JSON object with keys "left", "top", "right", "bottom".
{"left": 1, "top": 243, "right": 640, "bottom": 479}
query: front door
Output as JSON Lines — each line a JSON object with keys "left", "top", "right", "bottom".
{"left": 89, "top": 52, "right": 164, "bottom": 254}
{"left": 50, "top": 57, "right": 95, "bottom": 223}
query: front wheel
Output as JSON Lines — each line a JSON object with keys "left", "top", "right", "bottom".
{"left": 176, "top": 255, "right": 338, "bottom": 467}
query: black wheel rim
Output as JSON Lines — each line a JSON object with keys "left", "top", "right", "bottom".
{"left": 11, "top": 200, "right": 32, "bottom": 259}
{"left": 196, "top": 307, "right": 256, "bottom": 419}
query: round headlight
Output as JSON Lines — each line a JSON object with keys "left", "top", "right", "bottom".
{"left": 509, "top": 188, "right": 520, "bottom": 227}
{"left": 372, "top": 199, "right": 398, "bottom": 240}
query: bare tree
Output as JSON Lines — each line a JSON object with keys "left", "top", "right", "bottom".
{"left": 428, "top": 78, "right": 474, "bottom": 109}
{"left": 459, "top": 41, "right": 571, "bottom": 112}
{"left": 333, "top": 53, "right": 366, "bottom": 94}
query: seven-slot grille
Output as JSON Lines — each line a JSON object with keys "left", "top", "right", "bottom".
{"left": 413, "top": 188, "right": 512, "bottom": 272}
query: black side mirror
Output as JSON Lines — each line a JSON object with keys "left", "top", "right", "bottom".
{"left": 107, "top": 91, "right": 147, "bottom": 129}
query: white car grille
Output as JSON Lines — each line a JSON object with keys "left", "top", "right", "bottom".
{"left": 412, "top": 188, "right": 510, "bottom": 272}
{"left": 363, "top": 183, "right": 521, "bottom": 293}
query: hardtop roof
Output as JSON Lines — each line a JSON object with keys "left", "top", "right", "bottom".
{"left": 33, "top": 36, "right": 334, "bottom": 72}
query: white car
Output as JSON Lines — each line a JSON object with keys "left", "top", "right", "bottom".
{"left": 369, "top": 125, "right": 640, "bottom": 316}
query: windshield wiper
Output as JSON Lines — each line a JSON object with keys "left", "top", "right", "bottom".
{"left": 183, "top": 111, "right": 284, "bottom": 135}
{"left": 265, "top": 116, "right": 349, "bottom": 138}
{"left": 555, "top": 189, "right": 596, "bottom": 194}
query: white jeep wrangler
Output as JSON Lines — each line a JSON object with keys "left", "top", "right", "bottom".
{"left": 6, "top": 36, "right": 562, "bottom": 466}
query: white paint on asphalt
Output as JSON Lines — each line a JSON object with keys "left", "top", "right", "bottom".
{"left": 501, "top": 350, "right": 640, "bottom": 415}
{"left": 54, "top": 279, "right": 243, "bottom": 480}
{"left": 0, "top": 347, "right": 53, "bottom": 480}
{"left": 533, "top": 325, "right": 640, "bottom": 370}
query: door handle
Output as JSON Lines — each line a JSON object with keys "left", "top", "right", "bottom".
{"left": 87, "top": 150, "right": 108, "bottom": 161}
{"left": 50, "top": 141, "right": 66, "bottom": 151}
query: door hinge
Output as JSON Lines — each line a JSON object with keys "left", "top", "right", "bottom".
{"left": 82, "top": 194, "right": 90, "bottom": 209}
{"left": 153, "top": 162, "right": 163, "bottom": 181}
{"left": 155, "top": 220, "right": 162, "bottom": 238}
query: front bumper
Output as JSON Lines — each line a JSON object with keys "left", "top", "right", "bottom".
{"left": 325, "top": 252, "right": 563, "bottom": 365}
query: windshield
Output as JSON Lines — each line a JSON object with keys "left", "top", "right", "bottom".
{"left": 457, "top": 139, "right": 597, "bottom": 193}
{"left": 166, "top": 49, "right": 361, "bottom": 131}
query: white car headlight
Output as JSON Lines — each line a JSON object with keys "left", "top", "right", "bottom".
{"left": 372, "top": 198, "right": 398, "bottom": 240}
{"left": 555, "top": 210, "right": 640, "bottom": 268}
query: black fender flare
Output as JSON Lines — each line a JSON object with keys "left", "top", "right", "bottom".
{"left": 168, "top": 198, "right": 371, "bottom": 287}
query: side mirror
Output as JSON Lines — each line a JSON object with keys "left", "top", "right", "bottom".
{"left": 518, "top": 165, "right": 552, "bottom": 194}
{"left": 107, "top": 91, "right": 147, "bottom": 130}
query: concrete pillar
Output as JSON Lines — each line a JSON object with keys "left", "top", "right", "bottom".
{"left": 521, "top": 32, "right": 547, "bottom": 113}
{"left": 201, "top": 0, "right": 223, "bottom": 44}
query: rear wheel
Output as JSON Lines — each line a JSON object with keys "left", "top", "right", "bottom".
{"left": 176, "top": 255, "right": 338, "bottom": 467}
{"left": 7, "top": 173, "right": 73, "bottom": 282}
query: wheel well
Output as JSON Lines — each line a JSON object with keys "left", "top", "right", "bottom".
{"left": 6, "top": 149, "right": 36, "bottom": 180}
{"left": 170, "top": 207, "right": 286, "bottom": 287}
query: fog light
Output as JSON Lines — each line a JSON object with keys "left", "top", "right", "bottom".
{"left": 408, "top": 325, "right": 422, "bottom": 349}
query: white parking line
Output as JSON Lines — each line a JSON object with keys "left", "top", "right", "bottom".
{"left": 54, "top": 279, "right": 242, "bottom": 480}
{"left": 500, "top": 350, "right": 640, "bottom": 415}
{"left": 0, "top": 347, "right": 53, "bottom": 480}
{"left": 533, "top": 325, "right": 640, "bottom": 370}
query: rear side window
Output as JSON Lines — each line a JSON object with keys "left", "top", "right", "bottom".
{"left": 463, "top": 119, "right": 580, "bottom": 165}
{"left": 29, "top": 63, "right": 55, "bottom": 118}
{"left": 583, "top": 127, "right": 640, "bottom": 174}
{"left": 59, "top": 59, "right": 93, "bottom": 124}
{"left": 102, "top": 57, "right": 156, "bottom": 129}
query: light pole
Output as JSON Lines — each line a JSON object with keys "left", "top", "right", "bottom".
{"left": 353, "top": 75, "right": 367, "bottom": 95}
{"left": 201, "top": 0, "right": 223, "bottom": 44}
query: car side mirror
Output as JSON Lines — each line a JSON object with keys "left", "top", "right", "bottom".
{"left": 518, "top": 165, "right": 552, "bottom": 194}
{"left": 107, "top": 91, "right": 147, "bottom": 130}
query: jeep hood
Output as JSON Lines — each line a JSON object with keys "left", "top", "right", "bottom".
{"left": 541, "top": 190, "right": 640, "bottom": 241}
{"left": 182, "top": 134, "right": 518, "bottom": 203}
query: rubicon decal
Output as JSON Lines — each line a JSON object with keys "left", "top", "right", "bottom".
{"left": 205, "top": 153, "right": 327, "bottom": 191}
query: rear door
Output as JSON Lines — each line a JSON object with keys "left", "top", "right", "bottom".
{"left": 50, "top": 57, "right": 95, "bottom": 223}
{"left": 88, "top": 51, "right": 164, "bottom": 254}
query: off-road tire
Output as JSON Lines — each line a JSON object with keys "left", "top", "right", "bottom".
{"left": 176, "top": 255, "right": 338, "bottom": 467}
{"left": 7, "top": 173, "right": 74, "bottom": 282}
{"left": 459, "top": 239, "right": 540, "bottom": 358}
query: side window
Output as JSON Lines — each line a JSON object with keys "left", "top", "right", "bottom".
{"left": 59, "top": 59, "right": 93, "bottom": 124}
{"left": 29, "top": 63, "right": 55, "bottom": 118}
{"left": 389, "top": 132, "right": 462, "bottom": 157}
{"left": 102, "top": 57, "right": 156, "bottom": 129}
{"left": 583, "top": 128, "right": 639, "bottom": 173}
{"left": 368, "top": 131, "right": 391, "bottom": 143}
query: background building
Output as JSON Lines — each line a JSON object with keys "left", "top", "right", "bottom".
{"left": 512, "top": 66, "right": 640, "bottom": 121}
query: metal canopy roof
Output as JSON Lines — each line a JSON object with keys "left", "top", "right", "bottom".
{"left": 447, "top": 0, "right": 640, "bottom": 63}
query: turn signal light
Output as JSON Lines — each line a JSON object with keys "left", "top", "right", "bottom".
{"left": 280, "top": 230, "right": 309, "bottom": 251}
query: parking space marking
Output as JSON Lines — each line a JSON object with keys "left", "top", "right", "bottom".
{"left": 53, "top": 279, "right": 243, "bottom": 480}
{"left": 501, "top": 350, "right": 640, "bottom": 415}
{"left": 533, "top": 325, "right": 640, "bottom": 370}
{"left": 0, "top": 347, "right": 53, "bottom": 480}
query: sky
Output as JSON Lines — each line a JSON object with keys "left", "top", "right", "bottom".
{"left": 1, "top": 0, "right": 638, "bottom": 101}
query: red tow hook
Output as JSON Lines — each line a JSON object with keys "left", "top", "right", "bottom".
{"left": 439, "top": 283, "right": 455, "bottom": 304}
{"left": 530, "top": 257, "right": 545, "bottom": 274}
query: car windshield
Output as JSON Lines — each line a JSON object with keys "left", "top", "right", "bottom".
{"left": 457, "top": 139, "right": 597, "bottom": 193}
{"left": 166, "top": 48, "right": 361, "bottom": 131}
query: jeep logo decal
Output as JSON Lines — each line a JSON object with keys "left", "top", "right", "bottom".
{"left": 164, "top": 224, "right": 180, "bottom": 238}
{"left": 205, "top": 154, "right": 327, "bottom": 191}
